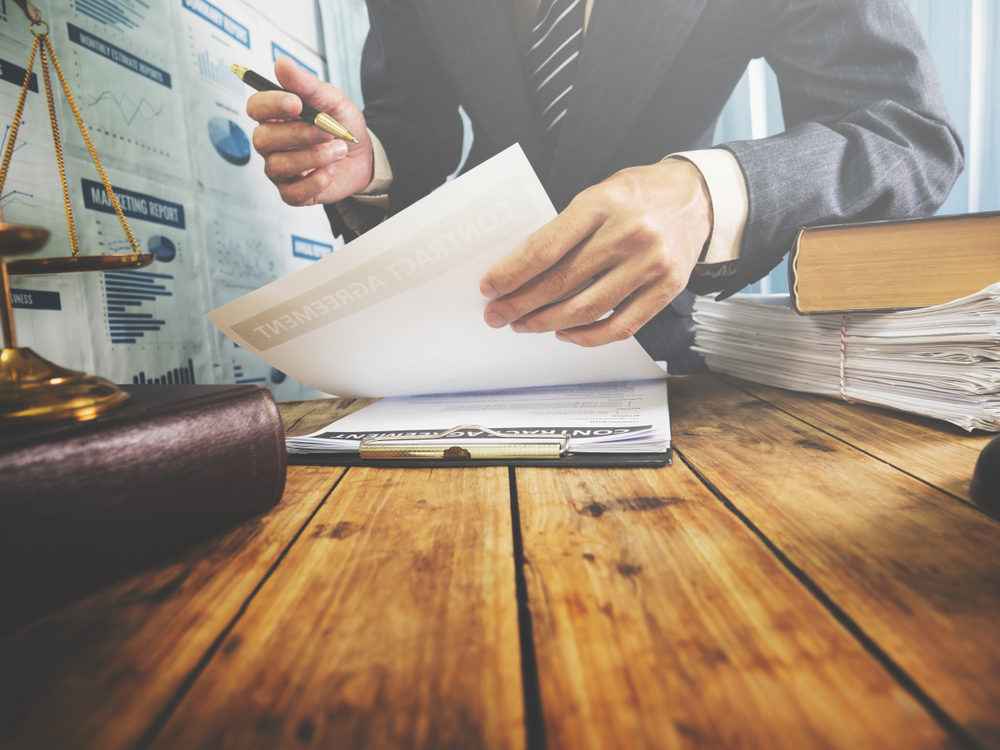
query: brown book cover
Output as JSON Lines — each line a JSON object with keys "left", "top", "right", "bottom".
{"left": 0, "top": 383, "right": 287, "bottom": 633}
{"left": 788, "top": 210, "right": 1000, "bottom": 314}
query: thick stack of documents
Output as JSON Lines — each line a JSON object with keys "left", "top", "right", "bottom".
{"left": 691, "top": 284, "right": 1000, "bottom": 432}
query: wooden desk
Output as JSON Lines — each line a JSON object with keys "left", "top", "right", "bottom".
{"left": 2, "top": 374, "right": 998, "bottom": 750}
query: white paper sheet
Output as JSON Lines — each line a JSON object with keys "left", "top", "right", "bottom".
{"left": 287, "top": 379, "right": 670, "bottom": 454}
{"left": 208, "top": 145, "right": 667, "bottom": 397}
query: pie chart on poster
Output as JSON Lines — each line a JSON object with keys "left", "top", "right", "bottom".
{"left": 208, "top": 117, "right": 252, "bottom": 165}
{"left": 147, "top": 234, "right": 176, "bottom": 262}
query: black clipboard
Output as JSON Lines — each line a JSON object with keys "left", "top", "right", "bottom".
{"left": 287, "top": 423, "right": 672, "bottom": 468}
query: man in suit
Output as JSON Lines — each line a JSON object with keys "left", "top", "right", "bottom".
{"left": 247, "top": 0, "right": 962, "bottom": 372}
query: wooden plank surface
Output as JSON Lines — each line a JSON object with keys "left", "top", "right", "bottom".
{"left": 149, "top": 466, "right": 525, "bottom": 750}
{"left": 6, "top": 382, "right": 996, "bottom": 750}
{"left": 669, "top": 375, "right": 1000, "bottom": 749}
{"left": 515, "top": 459, "right": 950, "bottom": 749}
{"left": 719, "top": 376, "right": 994, "bottom": 504}
{"left": 0, "top": 465, "right": 341, "bottom": 750}
{"left": 279, "top": 397, "right": 374, "bottom": 437}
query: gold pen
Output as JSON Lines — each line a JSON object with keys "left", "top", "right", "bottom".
{"left": 230, "top": 64, "right": 359, "bottom": 143}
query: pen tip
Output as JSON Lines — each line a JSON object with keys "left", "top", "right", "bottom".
{"left": 230, "top": 64, "right": 246, "bottom": 77}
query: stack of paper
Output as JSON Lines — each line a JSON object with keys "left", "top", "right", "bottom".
{"left": 287, "top": 379, "right": 670, "bottom": 455}
{"left": 691, "top": 284, "right": 1000, "bottom": 432}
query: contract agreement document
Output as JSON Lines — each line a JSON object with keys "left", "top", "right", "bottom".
{"left": 209, "top": 145, "right": 671, "bottom": 462}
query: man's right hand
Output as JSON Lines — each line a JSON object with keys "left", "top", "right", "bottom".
{"left": 246, "top": 56, "right": 373, "bottom": 207}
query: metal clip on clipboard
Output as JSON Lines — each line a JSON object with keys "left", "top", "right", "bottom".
{"left": 359, "top": 424, "right": 570, "bottom": 460}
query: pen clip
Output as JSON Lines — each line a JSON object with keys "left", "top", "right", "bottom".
{"left": 359, "top": 424, "right": 570, "bottom": 460}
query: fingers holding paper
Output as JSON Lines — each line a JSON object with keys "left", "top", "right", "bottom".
{"left": 246, "top": 56, "right": 373, "bottom": 206}
{"left": 480, "top": 159, "right": 712, "bottom": 347}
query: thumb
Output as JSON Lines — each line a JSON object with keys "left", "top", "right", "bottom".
{"left": 273, "top": 56, "right": 346, "bottom": 118}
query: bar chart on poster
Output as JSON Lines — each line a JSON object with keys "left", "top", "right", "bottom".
{"left": 129, "top": 357, "right": 198, "bottom": 385}
{"left": 74, "top": 169, "right": 215, "bottom": 385}
{"left": 71, "top": 0, "right": 148, "bottom": 32}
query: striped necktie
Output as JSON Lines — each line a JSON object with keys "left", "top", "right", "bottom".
{"left": 525, "top": 0, "right": 585, "bottom": 144}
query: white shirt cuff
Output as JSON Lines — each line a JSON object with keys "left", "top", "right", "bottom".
{"left": 668, "top": 149, "right": 747, "bottom": 264}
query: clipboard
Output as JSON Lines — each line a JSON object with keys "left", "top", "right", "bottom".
{"left": 286, "top": 423, "right": 672, "bottom": 468}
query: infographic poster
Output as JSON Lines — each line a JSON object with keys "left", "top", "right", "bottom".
{"left": 1, "top": 1, "right": 74, "bottom": 253}
{"left": 2, "top": 2, "right": 94, "bottom": 371}
{"left": 58, "top": 0, "right": 191, "bottom": 182}
{"left": 71, "top": 163, "right": 216, "bottom": 385}
{"left": 176, "top": 0, "right": 275, "bottom": 201}
{"left": 1, "top": 0, "right": 335, "bottom": 395}
{"left": 203, "top": 203, "right": 321, "bottom": 399}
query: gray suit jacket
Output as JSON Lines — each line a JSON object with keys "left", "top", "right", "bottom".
{"left": 339, "top": 0, "right": 962, "bottom": 368}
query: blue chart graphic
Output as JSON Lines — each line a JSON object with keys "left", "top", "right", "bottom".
{"left": 88, "top": 90, "right": 164, "bottom": 126}
{"left": 215, "top": 235, "right": 273, "bottom": 285}
{"left": 232, "top": 362, "right": 265, "bottom": 385}
{"left": 104, "top": 238, "right": 134, "bottom": 254}
{"left": 2, "top": 124, "right": 25, "bottom": 155}
{"left": 0, "top": 125, "right": 33, "bottom": 209}
{"left": 104, "top": 270, "right": 172, "bottom": 344}
{"left": 271, "top": 42, "right": 318, "bottom": 77}
{"left": 292, "top": 235, "right": 334, "bottom": 261}
{"left": 208, "top": 117, "right": 251, "bottom": 166}
{"left": 132, "top": 358, "right": 196, "bottom": 385}
{"left": 74, "top": 0, "right": 147, "bottom": 32}
{"left": 147, "top": 235, "right": 176, "bottom": 262}
{"left": 196, "top": 52, "right": 244, "bottom": 96}
{"left": 0, "top": 187, "right": 34, "bottom": 210}
{"left": 232, "top": 360, "right": 286, "bottom": 386}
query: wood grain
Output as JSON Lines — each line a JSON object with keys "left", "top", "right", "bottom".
{"left": 7, "top": 380, "right": 996, "bottom": 750}
{"left": 279, "top": 397, "right": 375, "bottom": 437}
{"left": 149, "top": 467, "right": 525, "bottom": 750}
{"left": 0, "top": 465, "right": 341, "bottom": 750}
{"left": 515, "top": 460, "right": 949, "bottom": 750}
{"left": 719, "top": 375, "right": 994, "bottom": 504}
{"left": 669, "top": 375, "right": 1000, "bottom": 748}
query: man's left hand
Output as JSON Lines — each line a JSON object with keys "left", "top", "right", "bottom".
{"left": 480, "top": 158, "right": 712, "bottom": 347}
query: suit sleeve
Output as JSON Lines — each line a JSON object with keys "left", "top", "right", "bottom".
{"left": 716, "top": 0, "right": 964, "bottom": 297}
{"left": 359, "top": 0, "right": 467, "bottom": 214}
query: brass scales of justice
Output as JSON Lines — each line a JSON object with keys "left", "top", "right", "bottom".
{"left": 0, "top": 0, "right": 156, "bottom": 421}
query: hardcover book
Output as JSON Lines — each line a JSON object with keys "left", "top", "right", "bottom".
{"left": 0, "top": 383, "right": 287, "bottom": 632}
{"left": 789, "top": 211, "right": 1000, "bottom": 314}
